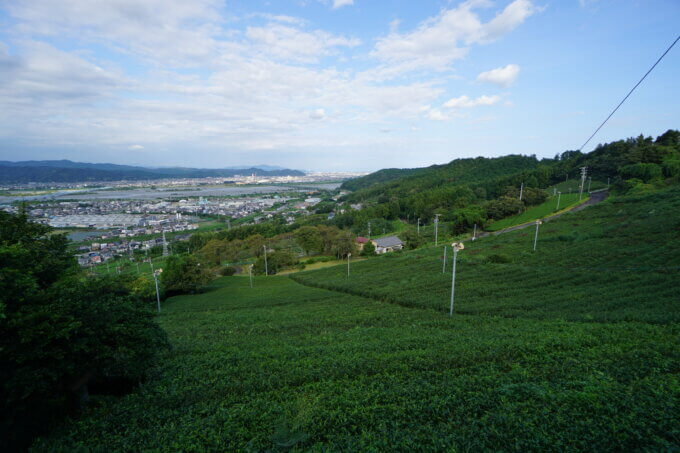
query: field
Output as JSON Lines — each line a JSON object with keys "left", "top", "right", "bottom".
{"left": 486, "top": 192, "right": 585, "bottom": 231}
{"left": 293, "top": 187, "right": 680, "bottom": 324}
{"left": 33, "top": 187, "right": 679, "bottom": 451}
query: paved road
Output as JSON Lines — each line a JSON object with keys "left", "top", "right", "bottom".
{"left": 473, "top": 190, "right": 609, "bottom": 240}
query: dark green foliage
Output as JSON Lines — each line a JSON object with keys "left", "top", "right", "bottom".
{"left": 486, "top": 253, "right": 511, "bottom": 263}
{"left": 448, "top": 206, "right": 487, "bottom": 234}
{"left": 295, "top": 225, "right": 323, "bottom": 255}
{"left": 619, "top": 163, "right": 663, "bottom": 183}
{"left": 161, "top": 254, "right": 211, "bottom": 295}
{"left": 485, "top": 196, "right": 524, "bottom": 220}
{"left": 253, "top": 250, "right": 300, "bottom": 275}
{"left": 400, "top": 229, "right": 424, "bottom": 249}
{"left": 361, "top": 240, "right": 375, "bottom": 256}
{"left": 0, "top": 211, "right": 168, "bottom": 451}
{"left": 220, "top": 266, "right": 237, "bottom": 276}
{"left": 314, "top": 201, "right": 335, "bottom": 214}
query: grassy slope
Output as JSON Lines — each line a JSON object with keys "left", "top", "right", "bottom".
{"left": 486, "top": 192, "right": 585, "bottom": 231}
{"left": 294, "top": 187, "right": 680, "bottom": 323}
{"left": 34, "top": 188, "right": 680, "bottom": 451}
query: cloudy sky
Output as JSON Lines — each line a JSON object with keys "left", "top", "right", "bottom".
{"left": 0, "top": 0, "right": 678, "bottom": 171}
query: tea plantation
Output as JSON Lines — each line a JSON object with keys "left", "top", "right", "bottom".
{"left": 32, "top": 188, "right": 679, "bottom": 451}
{"left": 294, "top": 187, "right": 680, "bottom": 324}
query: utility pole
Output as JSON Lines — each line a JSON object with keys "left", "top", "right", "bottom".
{"left": 417, "top": 218, "right": 421, "bottom": 236}
{"left": 579, "top": 166, "right": 587, "bottom": 201}
{"left": 442, "top": 246, "right": 447, "bottom": 274}
{"left": 136, "top": 262, "right": 140, "bottom": 274}
{"left": 587, "top": 177, "right": 592, "bottom": 193}
{"left": 434, "top": 214, "right": 440, "bottom": 246}
{"left": 249, "top": 264, "right": 253, "bottom": 288}
{"left": 553, "top": 187, "right": 557, "bottom": 196}
{"left": 519, "top": 182, "right": 524, "bottom": 201}
{"left": 533, "top": 220, "right": 542, "bottom": 251}
{"left": 263, "top": 245, "right": 268, "bottom": 276}
{"left": 367, "top": 221, "right": 371, "bottom": 238}
{"left": 607, "top": 177, "right": 610, "bottom": 189}
{"left": 556, "top": 191, "right": 561, "bottom": 211}
{"left": 152, "top": 269, "right": 163, "bottom": 313}
{"left": 473, "top": 224, "right": 477, "bottom": 241}
{"left": 347, "top": 253, "right": 351, "bottom": 277}
{"left": 450, "top": 242, "right": 464, "bottom": 315}
{"left": 162, "top": 231, "right": 169, "bottom": 257}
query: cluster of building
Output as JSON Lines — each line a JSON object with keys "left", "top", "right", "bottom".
{"left": 76, "top": 235, "right": 191, "bottom": 267}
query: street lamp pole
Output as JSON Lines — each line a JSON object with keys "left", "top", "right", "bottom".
{"left": 153, "top": 269, "right": 163, "bottom": 313}
{"left": 450, "top": 242, "right": 464, "bottom": 315}
{"left": 263, "top": 245, "right": 268, "bottom": 275}
{"left": 533, "top": 220, "right": 542, "bottom": 251}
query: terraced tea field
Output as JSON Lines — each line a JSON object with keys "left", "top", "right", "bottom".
{"left": 33, "top": 188, "right": 679, "bottom": 451}
{"left": 294, "top": 187, "right": 680, "bottom": 323}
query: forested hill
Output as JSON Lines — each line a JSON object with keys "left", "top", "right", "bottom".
{"left": 0, "top": 160, "right": 304, "bottom": 184}
{"left": 342, "top": 154, "right": 542, "bottom": 202}
{"left": 342, "top": 130, "right": 680, "bottom": 204}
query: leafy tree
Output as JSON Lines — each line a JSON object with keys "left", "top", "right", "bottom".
{"left": 485, "top": 196, "right": 524, "bottom": 220}
{"left": 253, "top": 250, "right": 299, "bottom": 275}
{"left": 0, "top": 211, "right": 168, "bottom": 451}
{"left": 333, "top": 230, "right": 356, "bottom": 258}
{"left": 619, "top": 163, "right": 663, "bottom": 183}
{"left": 400, "top": 230, "right": 424, "bottom": 250}
{"left": 361, "top": 240, "right": 376, "bottom": 256}
{"left": 161, "top": 254, "right": 210, "bottom": 295}
{"left": 295, "top": 226, "right": 322, "bottom": 255}
{"left": 449, "top": 206, "right": 486, "bottom": 234}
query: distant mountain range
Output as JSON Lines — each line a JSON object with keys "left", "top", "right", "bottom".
{"left": 0, "top": 160, "right": 305, "bottom": 184}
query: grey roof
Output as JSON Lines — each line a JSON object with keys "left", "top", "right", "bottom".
{"left": 373, "top": 235, "right": 403, "bottom": 248}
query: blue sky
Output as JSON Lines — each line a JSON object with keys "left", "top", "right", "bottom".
{"left": 0, "top": 0, "right": 678, "bottom": 171}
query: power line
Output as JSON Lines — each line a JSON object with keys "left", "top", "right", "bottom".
{"left": 578, "top": 34, "right": 680, "bottom": 152}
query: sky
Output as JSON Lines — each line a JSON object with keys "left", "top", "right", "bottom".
{"left": 0, "top": 0, "right": 678, "bottom": 172}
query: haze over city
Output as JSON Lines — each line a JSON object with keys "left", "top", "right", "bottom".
{"left": 0, "top": 0, "right": 678, "bottom": 171}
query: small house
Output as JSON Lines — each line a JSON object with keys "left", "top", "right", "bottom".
{"left": 371, "top": 236, "right": 404, "bottom": 254}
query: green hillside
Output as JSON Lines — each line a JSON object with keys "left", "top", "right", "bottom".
{"left": 33, "top": 188, "right": 680, "bottom": 451}
{"left": 343, "top": 154, "right": 542, "bottom": 202}
{"left": 294, "top": 186, "right": 680, "bottom": 323}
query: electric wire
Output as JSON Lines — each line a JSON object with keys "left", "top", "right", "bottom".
{"left": 578, "top": 34, "right": 680, "bottom": 152}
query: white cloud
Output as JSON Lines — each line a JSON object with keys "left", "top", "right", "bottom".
{"left": 245, "top": 23, "right": 360, "bottom": 63}
{"left": 476, "top": 63, "right": 520, "bottom": 87}
{"left": 428, "top": 109, "right": 448, "bottom": 121}
{"left": 443, "top": 94, "right": 500, "bottom": 108}
{"left": 333, "top": 0, "right": 354, "bottom": 9}
{"left": 310, "top": 108, "right": 326, "bottom": 120}
{"left": 371, "top": 0, "right": 536, "bottom": 76}
{"left": 0, "top": 0, "right": 529, "bottom": 165}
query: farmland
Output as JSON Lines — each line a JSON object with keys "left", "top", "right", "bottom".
{"left": 293, "top": 187, "right": 680, "bottom": 323}
{"left": 32, "top": 187, "right": 679, "bottom": 451}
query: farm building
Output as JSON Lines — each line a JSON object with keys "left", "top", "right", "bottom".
{"left": 372, "top": 236, "right": 404, "bottom": 254}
